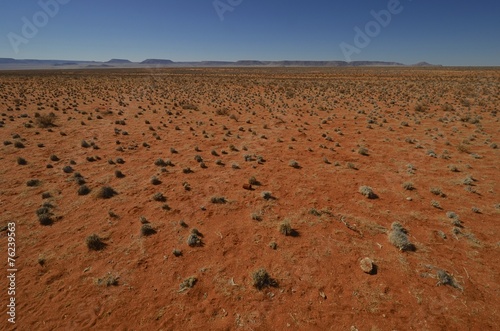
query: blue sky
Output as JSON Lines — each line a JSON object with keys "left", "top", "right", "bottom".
{"left": 0, "top": 0, "right": 499, "bottom": 65}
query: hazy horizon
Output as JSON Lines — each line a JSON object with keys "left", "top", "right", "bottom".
{"left": 1, "top": 0, "right": 499, "bottom": 66}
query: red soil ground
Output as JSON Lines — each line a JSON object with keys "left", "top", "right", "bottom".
{"left": 0, "top": 67, "right": 499, "bottom": 330}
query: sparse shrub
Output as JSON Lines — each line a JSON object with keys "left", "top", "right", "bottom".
{"left": 448, "top": 165, "right": 459, "bottom": 172}
{"left": 115, "top": 170, "right": 125, "bottom": 178}
{"left": 17, "top": 157, "right": 27, "bottom": 165}
{"left": 457, "top": 143, "right": 470, "bottom": 154}
{"left": 36, "top": 207, "right": 53, "bottom": 225}
{"left": 427, "top": 150, "right": 437, "bottom": 158}
{"left": 388, "top": 223, "right": 414, "bottom": 251}
{"left": 182, "top": 167, "right": 193, "bottom": 174}
{"left": 86, "top": 234, "right": 106, "bottom": 250}
{"left": 407, "top": 163, "right": 416, "bottom": 174}
{"left": 391, "top": 222, "right": 407, "bottom": 234}
{"left": 251, "top": 211, "right": 263, "bottom": 221}
{"left": 50, "top": 154, "right": 59, "bottom": 162}
{"left": 81, "top": 140, "right": 91, "bottom": 148}
{"left": 289, "top": 160, "right": 300, "bottom": 168}
{"left": 26, "top": 179, "right": 41, "bottom": 187}
{"left": 402, "top": 182, "right": 415, "bottom": 191}
{"left": 358, "top": 147, "right": 369, "bottom": 156}
{"left": 172, "top": 249, "right": 182, "bottom": 257}
{"left": 179, "top": 276, "right": 197, "bottom": 291}
{"left": 249, "top": 176, "right": 260, "bottom": 186}
{"left": 154, "top": 158, "right": 167, "bottom": 166}
{"left": 269, "top": 242, "right": 277, "bottom": 250}
{"left": 471, "top": 207, "right": 480, "bottom": 213}
{"left": 96, "top": 273, "right": 119, "bottom": 287}
{"left": 151, "top": 176, "right": 161, "bottom": 185}
{"left": 462, "top": 175, "right": 475, "bottom": 186}
{"left": 108, "top": 210, "right": 119, "bottom": 218}
{"left": 346, "top": 162, "right": 357, "bottom": 170}
{"left": 464, "top": 185, "right": 476, "bottom": 193}
{"left": 441, "top": 103, "right": 454, "bottom": 111}
{"left": 451, "top": 218, "right": 463, "bottom": 227}
{"left": 446, "top": 211, "right": 458, "bottom": 219}
{"left": 430, "top": 187, "right": 444, "bottom": 197}
{"left": 140, "top": 224, "right": 156, "bottom": 236}
{"left": 440, "top": 150, "right": 451, "bottom": 160}
{"left": 414, "top": 103, "right": 428, "bottom": 112}
{"left": 279, "top": 219, "right": 293, "bottom": 236}
{"left": 187, "top": 233, "right": 202, "bottom": 247}
{"left": 436, "top": 270, "right": 462, "bottom": 290}
{"left": 78, "top": 185, "right": 91, "bottom": 196}
{"left": 210, "top": 196, "right": 226, "bottom": 204}
{"left": 152, "top": 192, "right": 166, "bottom": 202}
{"left": 191, "top": 228, "right": 203, "bottom": 237}
{"left": 14, "top": 141, "right": 25, "bottom": 149}
{"left": 359, "top": 186, "right": 377, "bottom": 199}
{"left": 62, "top": 165, "right": 73, "bottom": 173}
{"left": 261, "top": 191, "right": 273, "bottom": 200}
{"left": 309, "top": 208, "right": 322, "bottom": 216}
{"left": 96, "top": 186, "right": 117, "bottom": 199}
{"left": 35, "top": 113, "right": 56, "bottom": 128}
{"left": 431, "top": 200, "right": 442, "bottom": 209}
{"left": 252, "top": 268, "right": 277, "bottom": 290}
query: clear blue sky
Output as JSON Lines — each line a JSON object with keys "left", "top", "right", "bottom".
{"left": 0, "top": 0, "right": 499, "bottom": 65}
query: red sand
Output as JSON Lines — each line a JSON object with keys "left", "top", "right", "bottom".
{"left": 0, "top": 67, "right": 499, "bottom": 330}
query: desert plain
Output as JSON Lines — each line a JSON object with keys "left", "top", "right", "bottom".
{"left": 0, "top": 67, "right": 499, "bottom": 330}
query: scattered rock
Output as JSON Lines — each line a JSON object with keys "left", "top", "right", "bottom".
{"left": 360, "top": 257, "right": 375, "bottom": 274}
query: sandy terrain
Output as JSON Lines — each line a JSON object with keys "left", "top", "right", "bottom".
{"left": 0, "top": 67, "right": 499, "bottom": 330}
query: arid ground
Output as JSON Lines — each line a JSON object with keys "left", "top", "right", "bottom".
{"left": 0, "top": 67, "right": 499, "bottom": 330}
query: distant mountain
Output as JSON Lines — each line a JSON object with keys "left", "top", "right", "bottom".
{"left": 106, "top": 59, "right": 131, "bottom": 64}
{"left": 141, "top": 59, "right": 174, "bottom": 65}
{"left": 0, "top": 58, "right": 441, "bottom": 69}
{"left": 350, "top": 61, "right": 404, "bottom": 66}
{"left": 86, "top": 64, "right": 113, "bottom": 68}
{"left": 53, "top": 62, "right": 78, "bottom": 66}
{"left": 0, "top": 58, "right": 16, "bottom": 64}
{"left": 412, "top": 61, "right": 441, "bottom": 67}
{"left": 236, "top": 60, "right": 265, "bottom": 66}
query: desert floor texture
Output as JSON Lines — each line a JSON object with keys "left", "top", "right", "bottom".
{"left": 0, "top": 67, "right": 499, "bottom": 330}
